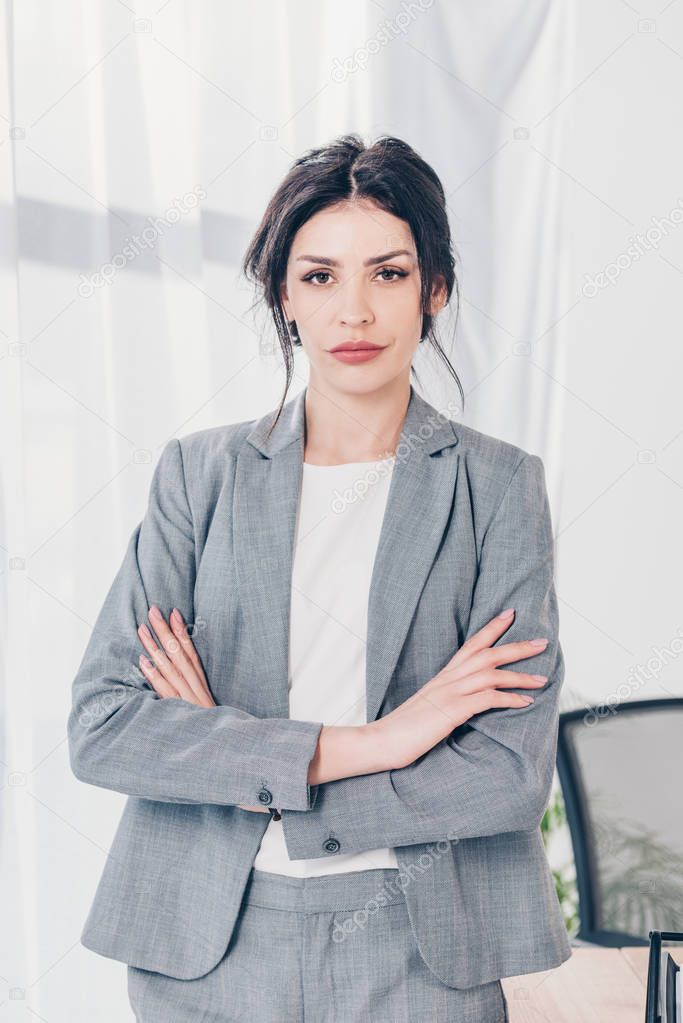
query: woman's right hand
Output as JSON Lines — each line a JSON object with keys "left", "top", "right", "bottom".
{"left": 371, "top": 608, "right": 549, "bottom": 771}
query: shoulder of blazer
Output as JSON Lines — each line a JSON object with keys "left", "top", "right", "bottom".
{"left": 449, "top": 418, "right": 542, "bottom": 488}
{"left": 176, "top": 418, "right": 255, "bottom": 463}
{"left": 168, "top": 419, "right": 256, "bottom": 507}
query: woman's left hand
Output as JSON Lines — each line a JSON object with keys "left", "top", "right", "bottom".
{"left": 137, "top": 605, "right": 216, "bottom": 707}
{"left": 137, "top": 605, "right": 270, "bottom": 813}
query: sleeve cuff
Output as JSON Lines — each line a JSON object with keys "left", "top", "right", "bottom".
{"left": 254, "top": 718, "right": 323, "bottom": 812}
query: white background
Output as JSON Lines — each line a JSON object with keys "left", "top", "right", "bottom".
{"left": 1, "top": 1, "right": 682, "bottom": 1018}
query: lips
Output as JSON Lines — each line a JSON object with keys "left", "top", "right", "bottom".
{"left": 330, "top": 341, "right": 385, "bottom": 352}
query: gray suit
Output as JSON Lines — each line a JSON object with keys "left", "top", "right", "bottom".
{"left": 68, "top": 383, "right": 572, "bottom": 988}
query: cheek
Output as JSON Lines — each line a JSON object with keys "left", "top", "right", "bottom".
{"left": 290, "top": 284, "right": 329, "bottom": 327}
{"left": 378, "top": 286, "right": 423, "bottom": 334}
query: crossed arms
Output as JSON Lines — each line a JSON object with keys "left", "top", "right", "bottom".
{"left": 68, "top": 438, "right": 563, "bottom": 857}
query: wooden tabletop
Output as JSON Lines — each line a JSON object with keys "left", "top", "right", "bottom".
{"left": 501, "top": 946, "right": 683, "bottom": 1022}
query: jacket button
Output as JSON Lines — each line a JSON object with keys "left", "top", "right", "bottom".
{"left": 323, "top": 838, "right": 340, "bottom": 853}
{"left": 257, "top": 788, "right": 273, "bottom": 805}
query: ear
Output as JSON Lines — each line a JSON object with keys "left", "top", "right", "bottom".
{"left": 280, "top": 280, "right": 291, "bottom": 320}
{"left": 428, "top": 274, "right": 447, "bottom": 316}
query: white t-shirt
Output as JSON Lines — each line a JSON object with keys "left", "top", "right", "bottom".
{"left": 252, "top": 455, "right": 400, "bottom": 876}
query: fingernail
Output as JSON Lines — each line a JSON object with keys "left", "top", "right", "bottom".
{"left": 496, "top": 608, "right": 515, "bottom": 619}
{"left": 532, "top": 674, "right": 547, "bottom": 682}
{"left": 138, "top": 624, "right": 151, "bottom": 638}
{"left": 523, "top": 696, "right": 535, "bottom": 703}
{"left": 171, "top": 608, "right": 181, "bottom": 621}
{"left": 150, "top": 605, "right": 161, "bottom": 619}
{"left": 530, "top": 637, "right": 548, "bottom": 647}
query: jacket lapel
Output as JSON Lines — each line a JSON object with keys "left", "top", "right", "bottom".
{"left": 364, "top": 427, "right": 460, "bottom": 721}
{"left": 233, "top": 384, "right": 460, "bottom": 723}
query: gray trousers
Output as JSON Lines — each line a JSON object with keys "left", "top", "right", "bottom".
{"left": 127, "top": 866, "right": 509, "bottom": 1022}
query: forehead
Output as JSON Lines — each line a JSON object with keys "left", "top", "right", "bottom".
{"left": 290, "top": 201, "right": 415, "bottom": 260}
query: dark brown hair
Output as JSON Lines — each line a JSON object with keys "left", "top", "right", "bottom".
{"left": 241, "top": 133, "right": 463, "bottom": 435}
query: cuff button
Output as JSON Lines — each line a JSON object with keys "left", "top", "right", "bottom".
{"left": 323, "top": 838, "right": 340, "bottom": 853}
{"left": 257, "top": 788, "right": 273, "bottom": 805}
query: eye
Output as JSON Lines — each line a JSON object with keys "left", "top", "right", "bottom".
{"left": 377, "top": 268, "right": 408, "bottom": 282}
{"left": 302, "top": 271, "right": 333, "bottom": 285}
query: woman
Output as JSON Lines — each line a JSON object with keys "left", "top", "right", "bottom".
{"left": 68, "top": 134, "right": 570, "bottom": 1021}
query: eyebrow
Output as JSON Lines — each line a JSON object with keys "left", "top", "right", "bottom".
{"left": 295, "top": 249, "right": 414, "bottom": 268}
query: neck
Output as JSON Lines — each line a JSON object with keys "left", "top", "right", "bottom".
{"left": 303, "top": 379, "right": 410, "bottom": 464}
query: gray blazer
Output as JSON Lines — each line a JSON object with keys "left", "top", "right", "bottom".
{"left": 68, "top": 383, "right": 572, "bottom": 988}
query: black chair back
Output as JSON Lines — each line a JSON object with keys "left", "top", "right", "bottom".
{"left": 557, "top": 698, "right": 683, "bottom": 946}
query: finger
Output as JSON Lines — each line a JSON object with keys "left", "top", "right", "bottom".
{"left": 451, "top": 635, "right": 549, "bottom": 679}
{"left": 455, "top": 608, "right": 516, "bottom": 659}
{"left": 166, "top": 614, "right": 216, "bottom": 707}
{"left": 168, "top": 610, "right": 215, "bottom": 704}
{"left": 486, "top": 636, "right": 549, "bottom": 668}
{"left": 137, "top": 621, "right": 199, "bottom": 704}
{"left": 459, "top": 668, "right": 548, "bottom": 694}
{"left": 149, "top": 607, "right": 213, "bottom": 704}
{"left": 144, "top": 609, "right": 214, "bottom": 707}
{"left": 139, "top": 653, "right": 179, "bottom": 699}
{"left": 461, "top": 688, "right": 536, "bottom": 718}
{"left": 493, "top": 668, "right": 547, "bottom": 689}
{"left": 169, "top": 609, "right": 209, "bottom": 685}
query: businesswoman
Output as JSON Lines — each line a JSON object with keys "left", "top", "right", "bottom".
{"left": 68, "top": 134, "right": 571, "bottom": 1021}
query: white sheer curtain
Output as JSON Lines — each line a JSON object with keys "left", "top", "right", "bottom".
{"left": 1, "top": 2, "right": 579, "bottom": 1017}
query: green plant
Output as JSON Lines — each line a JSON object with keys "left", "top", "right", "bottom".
{"left": 541, "top": 787, "right": 580, "bottom": 936}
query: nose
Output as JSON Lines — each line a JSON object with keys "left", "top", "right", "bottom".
{"left": 340, "top": 312, "right": 370, "bottom": 328}
{"left": 338, "top": 276, "right": 374, "bottom": 328}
